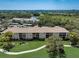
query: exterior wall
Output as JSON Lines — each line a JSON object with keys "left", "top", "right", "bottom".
{"left": 25, "top": 33, "right": 33, "bottom": 39}
{"left": 12, "top": 33, "right": 19, "bottom": 40}
{"left": 11, "top": 32, "right": 68, "bottom": 40}
{"left": 53, "top": 33, "right": 59, "bottom": 37}
{"left": 65, "top": 32, "right": 69, "bottom": 37}
{"left": 39, "top": 33, "right": 46, "bottom": 39}
{"left": 19, "top": 33, "right": 26, "bottom": 39}
{"left": 53, "top": 32, "right": 68, "bottom": 37}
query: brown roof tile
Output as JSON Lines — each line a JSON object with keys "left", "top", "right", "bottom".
{"left": 2, "top": 26, "right": 69, "bottom": 33}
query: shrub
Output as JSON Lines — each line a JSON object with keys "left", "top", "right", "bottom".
{"left": 2, "top": 42, "right": 15, "bottom": 51}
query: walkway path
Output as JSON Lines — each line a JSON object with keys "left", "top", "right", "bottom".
{"left": 0, "top": 45, "right": 71, "bottom": 55}
{"left": 0, "top": 45, "right": 46, "bottom": 55}
{"left": 64, "top": 45, "right": 71, "bottom": 47}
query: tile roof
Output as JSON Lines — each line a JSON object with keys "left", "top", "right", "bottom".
{"left": 2, "top": 26, "right": 69, "bottom": 33}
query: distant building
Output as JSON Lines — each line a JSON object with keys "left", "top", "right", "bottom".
{"left": 9, "top": 17, "right": 39, "bottom": 28}
{"left": 0, "top": 25, "right": 6, "bottom": 35}
{"left": 2, "top": 26, "right": 69, "bottom": 40}
{"left": 12, "top": 17, "right": 39, "bottom": 22}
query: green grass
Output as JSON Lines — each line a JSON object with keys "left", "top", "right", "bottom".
{"left": 0, "top": 41, "right": 79, "bottom": 58}
{"left": 0, "top": 41, "right": 45, "bottom": 52}
{"left": 0, "top": 48, "right": 49, "bottom": 58}
{"left": 11, "top": 41, "right": 45, "bottom": 52}
{"left": 0, "top": 46, "right": 79, "bottom": 58}
{"left": 65, "top": 47, "right": 79, "bottom": 58}
{"left": 0, "top": 40, "right": 48, "bottom": 58}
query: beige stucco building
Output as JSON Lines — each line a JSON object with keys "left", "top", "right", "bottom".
{"left": 2, "top": 26, "right": 69, "bottom": 40}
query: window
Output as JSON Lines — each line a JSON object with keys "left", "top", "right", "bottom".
{"left": 59, "top": 33, "right": 66, "bottom": 38}
{"left": 19, "top": 33, "right": 26, "bottom": 40}
{"left": 46, "top": 33, "right": 53, "bottom": 38}
{"left": 33, "top": 33, "right": 39, "bottom": 39}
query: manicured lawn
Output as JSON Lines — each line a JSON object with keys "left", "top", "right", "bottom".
{"left": 10, "top": 41, "right": 45, "bottom": 52}
{"left": 0, "top": 40, "right": 48, "bottom": 58}
{"left": 0, "top": 48, "right": 49, "bottom": 58}
{"left": 65, "top": 47, "right": 79, "bottom": 58}
{"left": 0, "top": 41, "right": 45, "bottom": 52}
{"left": 0, "top": 41, "right": 79, "bottom": 58}
{"left": 0, "top": 47, "right": 79, "bottom": 58}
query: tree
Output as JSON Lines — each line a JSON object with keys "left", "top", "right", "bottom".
{"left": 0, "top": 32, "right": 14, "bottom": 51}
{"left": 0, "top": 34, "right": 9, "bottom": 42}
{"left": 69, "top": 32, "right": 79, "bottom": 46}
{"left": 4, "top": 31, "right": 13, "bottom": 37}
{"left": 46, "top": 36, "right": 57, "bottom": 58}
{"left": 0, "top": 31, "right": 13, "bottom": 42}
{"left": 58, "top": 44, "right": 66, "bottom": 58}
{"left": 46, "top": 36, "right": 66, "bottom": 58}
{"left": 56, "top": 36, "right": 66, "bottom": 58}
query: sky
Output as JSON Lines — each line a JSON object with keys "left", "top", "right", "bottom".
{"left": 0, "top": 0, "right": 79, "bottom": 10}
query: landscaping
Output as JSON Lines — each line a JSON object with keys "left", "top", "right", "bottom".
{"left": 0, "top": 48, "right": 48, "bottom": 58}
{"left": 65, "top": 47, "right": 79, "bottom": 58}
{"left": 0, "top": 45, "right": 79, "bottom": 58}
{"left": 0, "top": 40, "right": 79, "bottom": 58}
{"left": 0, "top": 35, "right": 79, "bottom": 58}
{"left": 0, "top": 41, "right": 45, "bottom": 52}
{"left": 11, "top": 41, "right": 45, "bottom": 52}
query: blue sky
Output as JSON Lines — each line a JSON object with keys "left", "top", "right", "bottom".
{"left": 0, "top": 0, "right": 79, "bottom": 10}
